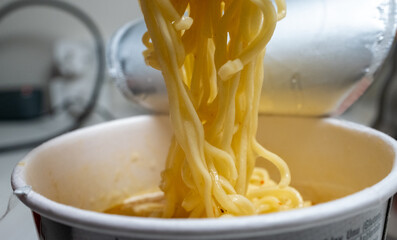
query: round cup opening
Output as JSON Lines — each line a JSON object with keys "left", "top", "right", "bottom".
{"left": 11, "top": 115, "right": 397, "bottom": 239}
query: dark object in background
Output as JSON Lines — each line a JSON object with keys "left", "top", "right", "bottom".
{"left": 0, "top": 86, "right": 48, "bottom": 120}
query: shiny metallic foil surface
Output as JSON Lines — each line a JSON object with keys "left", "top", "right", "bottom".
{"left": 108, "top": 0, "right": 397, "bottom": 116}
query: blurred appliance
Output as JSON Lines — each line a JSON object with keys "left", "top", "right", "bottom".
{"left": 0, "top": 86, "right": 48, "bottom": 120}
{"left": 0, "top": 0, "right": 105, "bottom": 152}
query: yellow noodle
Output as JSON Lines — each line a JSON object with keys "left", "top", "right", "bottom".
{"left": 122, "top": 0, "right": 311, "bottom": 218}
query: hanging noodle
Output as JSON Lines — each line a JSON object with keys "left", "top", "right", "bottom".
{"left": 107, "top": 0, "right": 310, "bottom": 218}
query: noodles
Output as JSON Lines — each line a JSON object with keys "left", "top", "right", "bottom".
{"left": 116, "top": 0, "right": 310, "bottom": 218}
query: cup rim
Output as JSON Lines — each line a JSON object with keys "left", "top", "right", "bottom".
{"left": 11, "top": 115, "right": 397, "bottom": 238}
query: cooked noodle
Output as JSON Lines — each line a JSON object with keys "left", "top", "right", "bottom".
{"left": 109, "top": 0, "right": 309, "bottom": 218}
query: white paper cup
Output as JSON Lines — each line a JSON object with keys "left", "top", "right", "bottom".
{"left": 11, "top": 115, "right": 397, "bottom": 240}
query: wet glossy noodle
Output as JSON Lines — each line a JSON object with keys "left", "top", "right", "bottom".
{"left": 126, "top": 0, "right": 309, "bottom": 218}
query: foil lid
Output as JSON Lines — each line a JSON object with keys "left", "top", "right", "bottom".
{"left": 108, "top": 0, "right": 397, "bottom": 116}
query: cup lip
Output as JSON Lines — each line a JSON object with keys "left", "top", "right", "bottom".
{"left": 11, "top": 115, "right": 397, "bottom": 238}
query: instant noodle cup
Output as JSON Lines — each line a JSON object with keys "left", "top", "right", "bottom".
{"left": 11, "top": 115, "right": 397, "bottom": 239}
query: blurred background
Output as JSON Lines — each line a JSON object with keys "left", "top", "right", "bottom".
{"left": 0, "top": 0, "right": 396, "bottom": 239}
{"left": 0, "top": 0, "right": 147, "bottom": 238}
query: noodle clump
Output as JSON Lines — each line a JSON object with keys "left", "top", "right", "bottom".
{"left": 111, "top": 0, "right": 310, "bottom": 218}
